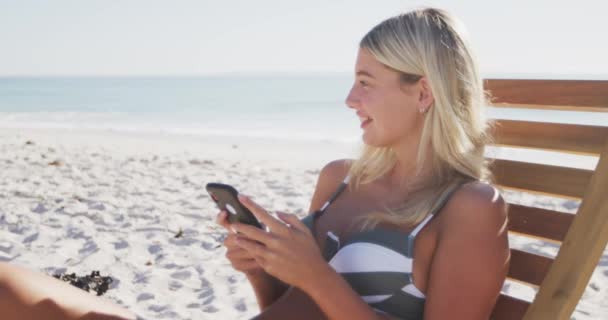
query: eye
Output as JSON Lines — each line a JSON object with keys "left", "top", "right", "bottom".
{"left": 359, "top": 80, "right": 369, "bottom": 87}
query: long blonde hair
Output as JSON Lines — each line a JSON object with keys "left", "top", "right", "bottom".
{"left": 349, "top": 8, "right": 493, "bottom": 230}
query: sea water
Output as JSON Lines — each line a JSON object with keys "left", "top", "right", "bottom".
{"left": 0, "top": 76, "right": 606, "bottom": 144}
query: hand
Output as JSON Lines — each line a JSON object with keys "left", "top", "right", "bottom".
{"left": 231, "top": 194, "right": 330, "bottom": 292}
{"left": 215, "top": 210, "right": 264, "bottom": 276}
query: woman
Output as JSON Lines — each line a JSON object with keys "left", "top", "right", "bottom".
{"left": 0, "top": 7, "right": 508, "bottom": 320}
{"left": 216, "top": 7, "right": 510, "bottom": 320}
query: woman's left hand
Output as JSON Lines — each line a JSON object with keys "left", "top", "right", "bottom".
{"left": 230, "top": 194, "right": 330, "bottom": 292}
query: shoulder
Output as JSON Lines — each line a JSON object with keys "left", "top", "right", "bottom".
{"left": 307, "top": 159, "right": 353, "bottom": 213}
{"left": 438, "top": 181, "right": 508, "bottom": 237}
{"left": 424, "top": 181, "right": 510, "bottom": 318}
{"left": 318, "top": 159, "right": 353, "bottom": 183}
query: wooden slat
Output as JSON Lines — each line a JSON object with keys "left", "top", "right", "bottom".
{"left": 523, "top": 141, "right": 608, "bottom": 319}
{"left": 491, "top": 294, "right": 530, "bottom": 320}
{"left": 490, "top": 159, "right": 594, "bottom": 198}
{"left": 508, "top": 249, "right": 553, "bottom": 287}
{"left": 484, "top": 79, "right": 608, "bottom": 111}
{"left": 493, "top": 120, "right": 608, "bottom": 155}
{"left": 508, "top": 204, "right": 575, "bottom": 242}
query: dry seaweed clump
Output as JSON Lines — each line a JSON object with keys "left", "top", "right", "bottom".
{"left": 53, "top": 270, "right": 113, "bottom": 296}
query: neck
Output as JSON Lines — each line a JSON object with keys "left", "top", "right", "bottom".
{"left": 386, "top": 133, "right": 432, "bottom": 190}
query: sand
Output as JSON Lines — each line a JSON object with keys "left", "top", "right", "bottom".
{"left": 0, "top": 128, "right": 605, "bottom": 319}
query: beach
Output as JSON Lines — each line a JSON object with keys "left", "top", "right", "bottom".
{"left": 0, "top": 127, "right": 606, "bottom": 319}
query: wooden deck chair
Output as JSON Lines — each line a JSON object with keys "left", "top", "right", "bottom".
{"left": 483, "top": 79, "right": 608, "bottom": 320}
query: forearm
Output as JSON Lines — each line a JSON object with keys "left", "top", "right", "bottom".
{"left": 247, "top": 271, "right": 289, "bottom": 310}
{"left": 304, "top": 264, "right": 382, "bottom": 320}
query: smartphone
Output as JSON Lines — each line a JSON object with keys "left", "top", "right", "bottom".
{"left": 206, "top": 182, "right": 263, "bottom": 229}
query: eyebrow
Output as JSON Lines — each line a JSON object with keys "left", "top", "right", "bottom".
{"left": 356, "top": 70, "right": 375, "bottom": 78}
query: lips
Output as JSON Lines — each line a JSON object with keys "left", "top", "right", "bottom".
{"left": 357, "top": 112, "right": 372, "bottom": 128}
{"left": 360, "top": 117, "right": 372, "bottom": 128}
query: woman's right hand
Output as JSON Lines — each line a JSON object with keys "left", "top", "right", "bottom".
{"left": 216, "top": 210, "right": 265, "bottom": 277}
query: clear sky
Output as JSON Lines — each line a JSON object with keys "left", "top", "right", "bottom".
{"left": 1, "top": 0, "right": 606, "bottom": 78}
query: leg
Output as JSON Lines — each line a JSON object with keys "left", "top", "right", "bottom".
{"left": 0, "top": 262, "right": 135, "bottom": 320}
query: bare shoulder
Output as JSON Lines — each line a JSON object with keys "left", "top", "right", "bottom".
{"left": 438, "top": 181, "right": 508, "bottom": 234}
{"left": 307, "top": 159, "right": 353, "bottom": 213}
{"left": 318, "top": 159, "right": 353, "bottom": 183}
{"left": 424, "top": 185, "right": 510, "bottom": 319}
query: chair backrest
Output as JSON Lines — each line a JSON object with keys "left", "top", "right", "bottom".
{"left": 484, "top": 79, "right": 608, "bottom": 320}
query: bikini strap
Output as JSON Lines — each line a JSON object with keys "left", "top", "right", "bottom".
{"left": 406, "top": 182, "right": 466, "bottom": 256}
{"left": 314, "top": 174, "right": 350, "bottom": 221}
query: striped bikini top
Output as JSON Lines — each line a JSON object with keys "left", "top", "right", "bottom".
{"left": 301, "top": 175, "right": 462, "bottom": 320}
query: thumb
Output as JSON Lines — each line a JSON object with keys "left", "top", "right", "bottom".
{"left": 216, "top": 210, "right": 232, "bottom": 230}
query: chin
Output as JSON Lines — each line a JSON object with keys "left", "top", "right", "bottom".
{"left": 362, "top": 131, "right": 399, "bottom": 148}
{"left": 361, "top": 134, "right": 386, "bottom": 147}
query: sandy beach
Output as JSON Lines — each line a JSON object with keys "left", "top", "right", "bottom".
{"left": 0, "top": 128, "right": 606, "bottom": 319}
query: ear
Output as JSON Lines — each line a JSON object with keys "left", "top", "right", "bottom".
{"left": 418, "top": 77, "right": 434, "bottom": 113}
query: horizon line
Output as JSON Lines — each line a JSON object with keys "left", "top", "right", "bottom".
{"left": 0, "top": 72, "right": 606, "bottom": 80}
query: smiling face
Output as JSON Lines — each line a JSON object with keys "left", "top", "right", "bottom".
{"left": 345, "top": 48, "right": 431, "bottom": 148}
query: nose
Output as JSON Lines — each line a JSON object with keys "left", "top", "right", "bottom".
{"left": 345, "top": 85, "right": 360, "bottom": 110}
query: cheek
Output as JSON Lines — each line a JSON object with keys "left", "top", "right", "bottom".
{"left": 378, "top": 94, "right": 418, "bottom": 131}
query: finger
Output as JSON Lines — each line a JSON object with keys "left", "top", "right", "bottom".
{"left": 235, "top": 236, "right": 268, "bottom": 259}
{"left": 232, "top": 223, "right": 275, "bottom": 245}
{"left": 216, "top": 210, "right": 231, "bottom": 230}
{"left": 225, "top": 233, "right": 264, "bottom": 250}
{"left": 226, "top": 248, "right": 255, "bottom": 261}
{"left": 238, "top": 194, "right": 288, "bottom": 234}
{"left": 223, "top": 233, "right": 241, "bottom": 247}
{"left": 238, "top": 260, "right": 262, "bottom": 273}
{"left": 276, "top": 211, "right": 308, "bottom": 233}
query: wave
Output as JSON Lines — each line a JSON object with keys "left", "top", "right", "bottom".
{"left": 0, "top": 111, "right": 360, "bottom": 144}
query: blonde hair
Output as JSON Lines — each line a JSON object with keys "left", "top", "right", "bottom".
{"left": 349, "top": 7, "right": 493, "bottom": 230}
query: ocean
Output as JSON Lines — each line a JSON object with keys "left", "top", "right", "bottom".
{"left": 0, "top": 76, "right": 606, "bottom": 144}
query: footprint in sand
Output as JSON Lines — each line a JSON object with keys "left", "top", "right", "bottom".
{"left": 23, "top": 232, "right": 39, "bottom": 244}
{"left": 201, "top": 240, "right": 221, "bottom": 250}
{"left": 234, "top": 299, "right": 247, "bottom": 312}
{"left": 113, "top": 239, "right": 129, "bottom": 250}
{"left": 0, "top": 242, "right": 13, "bottom": 254}
{"left": 32, "top": 203, "right": 49, "bottom": 214}
{"left": 168, "top": 280, "right": 183, "bottom": 291}
{"left": 133, "top": 271, "right": 151, "bottom": 284}
{"left": 170, "top": 270, "right": 192, "bottom": 280}
{"left": 78, "top": 239, "right": 99, "bottom": 255}
{"left": 170, "top": 237, "right": 198, "bottom": 246}
{"left": 202, "top": 305, "right": 218, "bottom": 313}
{"left": 137, "top": 293, "right": 155, "bottom": 302}
{"left": 148, "top": 244, "right": 162, "bottom": 254}
{"left": 88, "top": 203, "right": 106, "bottom": 211}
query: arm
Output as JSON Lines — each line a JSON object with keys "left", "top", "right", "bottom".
{"left": 217, "top": 211, "right": 288, "bottom": 310}
{"left": 423, "top": 183, "right": 510, "bottom": 320}
{"left": 236, "top": 159, "right": 388, "bottom": 320}
{"left": 246, "top": 270, "right": 289, "bottom": 310}
{"left": 245, "top": 158, "right": 353, "bottom": 311}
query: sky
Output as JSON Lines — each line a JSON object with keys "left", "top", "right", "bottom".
{"left": 0, "top": 0, "right": 606, "bottom": 78}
